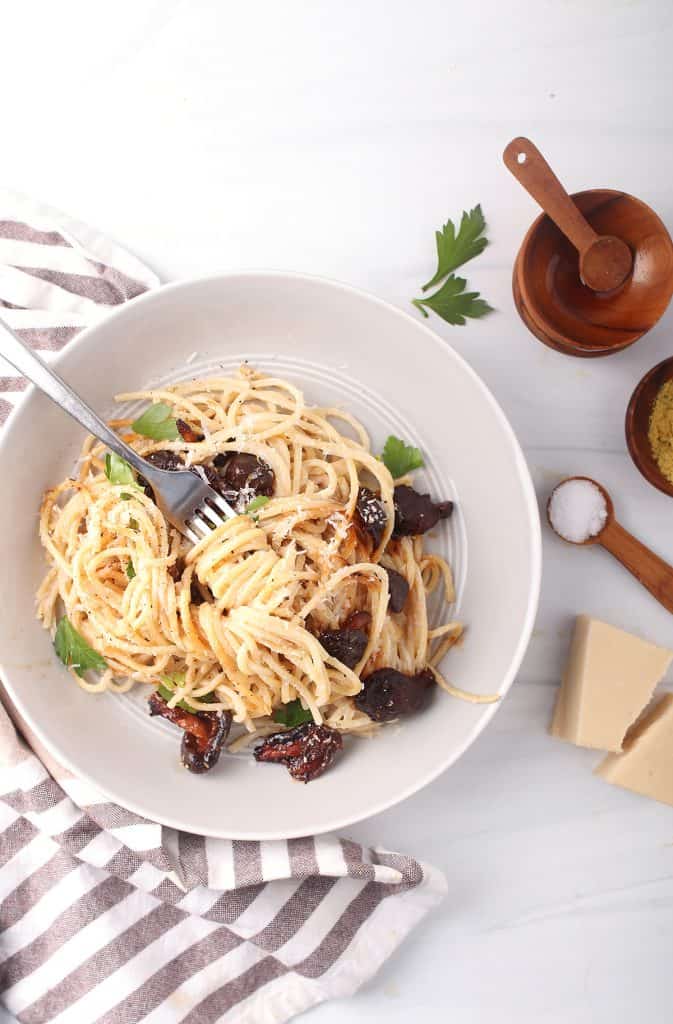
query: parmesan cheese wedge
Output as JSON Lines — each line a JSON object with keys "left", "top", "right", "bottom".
{"left": 550, "top": 615, "right": 672, "bottom": 753}
{"left": 595, "top": 693, "right": 673, "bottom": 805}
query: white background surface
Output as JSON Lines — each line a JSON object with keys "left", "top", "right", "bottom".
{"left": 2, "top": 1, "right": 673, "bottom": 1021}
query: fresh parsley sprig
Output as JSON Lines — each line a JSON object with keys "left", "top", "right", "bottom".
{"left": 157, "top": 672, "right": 191, "bottom": 711}
{"left": 54, "top": 617, "right": 107, "bottom": 677}
{"left": 413, "top": 275, "right": 493, "bottom": 326}
{"left": 105, "top": 452, "right": 137, "bottom": 487}
{"left": 413, "top": 204, "right": 493, "bottom": 326}
{"left": 132, "top": 403, "right": 179, "bottom": 441}
{"left": 246, "top": 495, "right": 270, "bottom": 515}
{"left": 421, "top": 204, "right": 488, "bottom": 292}
{"left": 156, "top": 672, "right": 215, "bottom": 712}
{"left": 273, "top": 699, "right": 313, "bottom": 728}
{"left": 246, "top": 495, "right": 270, "bottom": 522}
{"left": 381, "top": 436, "right": 424, "bottom": 478}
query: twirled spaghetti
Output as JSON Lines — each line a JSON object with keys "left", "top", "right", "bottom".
{"left": 37, "top": 366, "right": 489, "bottom": 746}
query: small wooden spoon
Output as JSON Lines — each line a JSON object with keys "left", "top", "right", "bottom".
{"left": 504, "top": 138, "right": 633, "bottom": 292}
{"left": 547, "top": 476, "right": 673, "bottom": 614}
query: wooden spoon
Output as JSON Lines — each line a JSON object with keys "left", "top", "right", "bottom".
{"left": 547, "top": 476, "right": 673, "bottom": 614}
{"left": 504, "top": 137, "right": 633, "bottom": 292}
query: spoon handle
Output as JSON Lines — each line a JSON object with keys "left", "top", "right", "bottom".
{"left": 599, "top": 519, "right": 673, "bottom": 614}
{"left": 503, "top": 137, "right": 598, "bottom": 255}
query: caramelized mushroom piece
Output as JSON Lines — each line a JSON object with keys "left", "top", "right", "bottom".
{"left": 190, "top": 463, "right": 221, "bottom": 491}
{"left": 142, "top": 449, "right": 276, "bottom": 517}
{"left": 393, "top": 485, "right": 453, "bottom": 537}
{"left": 190, "top": 578, "right": 212, "bottom": 606}
{"left": 176, "top": 419, "right": 204, "bottom": 443}
{"left": 145, "top": 451, "right": 235, "bottom": 487}
{"left": 355, "top": 667, "right": 434, "bottom": 722}
{"left": 318, "top": 625, "right": 369, "bottom": 670}
{"left": 145, "top": 450, "right": 184, "bottom": 472}
{"left": 384, "top": 567, "right": 409, "bottom": 613}
{"left": 254, "top": 723, "right": 343, "bottom": 782}
{"left": 354, "top": 487, "right": 387, "bottom": 547}
{"left": 168, "top": 558, "right": 185, "bottom": 582}
{"left": 317, "top": 610, "right": 371, "bottom": 670}
{"left": 342, "top": 610, "right": 372, "bottom": 632}
{"left": 148, "top": 692, "right": 231, "bottom": 773}
{"left": 211, "top": 452, "right": 275, "bottom": 507}
{"left": 166, "top": 558, "right": 212, "bottom": 604}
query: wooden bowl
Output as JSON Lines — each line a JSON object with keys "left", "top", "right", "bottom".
{"left": 514, "top": 189, "right": 673, "bottom": 358}
{"left": 626, "top": 355, "right": 673, "bottom": 497}
{"left": 512, "top": 253, "right": 575, "bottom": 355}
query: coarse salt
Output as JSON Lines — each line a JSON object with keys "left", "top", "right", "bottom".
{"left": 548, "top": 478, "right": 607, "bottom": 543}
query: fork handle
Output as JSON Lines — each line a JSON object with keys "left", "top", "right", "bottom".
{"left": 0, "top": 317, "right": 151, "bottom": 476}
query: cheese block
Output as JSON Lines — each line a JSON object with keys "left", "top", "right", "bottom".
{"left": 549, "top": 615, "right": 672, "bottom": 753}
{"left": 595, "top": 693, "right": 673, "bottom": 805}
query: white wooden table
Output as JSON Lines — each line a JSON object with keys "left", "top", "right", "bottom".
{"left": 2, "top": 1, "right": 673, "bottom": 1020}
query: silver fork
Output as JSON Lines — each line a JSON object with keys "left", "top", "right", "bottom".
{"left": 0, "top": 319, "right": 235, "bottom": 543}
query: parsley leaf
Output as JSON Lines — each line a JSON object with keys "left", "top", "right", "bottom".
{"left": 161, "top": 671, "right": 186, "bottom": 688}
{"left": 105, "top": 452, "right": 136, "bottom": 486}
{"left": 120, "top": 492, "right": 133, "bottom": 501}
{"left": 273, "top": 699, "right": 313, "bottom": 728}
{"left": 132, "top": 402, "right": 179, "bottom": 441}
{"left": 54, "top": 617, "right": 107, "bottom": 678}
{"left": 157, "top": 672, "right": 190, "bottom": 710}
{"left": 246, "top": 495, "right": 270, "bottom": 518}
{"left": 129, "top": 517, "right": 140, "bottom": 532}
{"left": 422, "top": 204, "right": 488, "bottom": 292}
{"left": 157, "top": 672, "right": 215, "bottom": 712}
{"left": 126, "top": 560, "right": 136, "bottom": 580}
{"left": 412, "top": 275, "right": 493, "bottom": 326}
{"left": 381, "top": 436, "right": 424, "bottom": 478}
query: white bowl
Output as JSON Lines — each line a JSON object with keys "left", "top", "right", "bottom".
{"left": 0, "top": 272, "right": 541, "bottom": 839}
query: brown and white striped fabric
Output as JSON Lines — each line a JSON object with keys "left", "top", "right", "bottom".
{"left": 0, "top": 196, "right": 447, "bottom": 1023}
{"left": 0, "top": 189, "right": 159, "bottom": 426}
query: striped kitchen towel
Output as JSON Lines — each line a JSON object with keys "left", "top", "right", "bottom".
{"left": 0, "top": 195, "right": 447, "bottom": 1023}
{"left": 0, "top": 189, "right": 159, "bottom": 425}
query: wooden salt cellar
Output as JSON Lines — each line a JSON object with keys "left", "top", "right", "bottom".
{"left": 505, "top": 137, "right": 673, "bottom": 357}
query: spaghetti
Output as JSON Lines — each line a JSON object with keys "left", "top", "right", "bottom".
{"left": 37, "top": 366, "right": 492, "bottom": 744}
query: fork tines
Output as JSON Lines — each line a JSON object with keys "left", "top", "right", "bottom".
{"left": 185, "top": 492, "right": 234, "bottom": 544}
